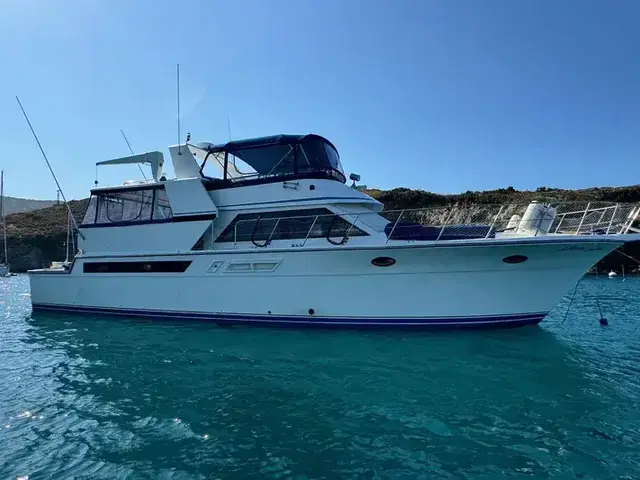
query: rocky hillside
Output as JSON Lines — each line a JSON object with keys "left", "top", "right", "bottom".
{"left": 364, "top": 184, "right": 640, "bottom": 209}
{"left": 4, "top": 184, "right": 640, "bottom": 272}
{"left": 4, "top": 199, "right": 89, "bottom": 272}
{"left": 2, "top": 196, "right": 56, "bottom": 215}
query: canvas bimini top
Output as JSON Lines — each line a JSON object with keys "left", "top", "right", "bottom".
{"left": 193, "top": 134, "right": 346, "bottom": 184}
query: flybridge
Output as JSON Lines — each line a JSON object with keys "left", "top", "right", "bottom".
{"left": 93, "top": 133, "right": 347, "bottom": 189}
{"left": 191, "top": 134, "right": 346, "bottom": 183}
{"left": 88, "top": 140, "right": 222, "bottom": 228}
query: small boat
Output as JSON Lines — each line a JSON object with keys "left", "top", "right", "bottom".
{"left": 608, "top": 270, "right": 618, "bottom": 278}
{"left": 27, "top": 133, "right": 640, "bottom": 329}
{"left": 0, "top": 170, "right": 10, "bottom": 277}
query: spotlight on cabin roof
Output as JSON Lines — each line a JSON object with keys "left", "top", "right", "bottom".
{"left": 349, "top": 173, "right": 361, "bottom": 189}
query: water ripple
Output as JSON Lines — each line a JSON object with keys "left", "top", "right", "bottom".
{"left": 1, "top": 274, "right": 640, "bottom": 478}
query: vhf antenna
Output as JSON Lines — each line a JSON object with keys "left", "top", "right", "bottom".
{"left": 120, "top": 129, "right": 148, "bottom": 180}
{"left": 16, "top": 96, "right": 85, "bottom": 240}
{"left": 177, "top": 62, "right": 181, "bottom": 155}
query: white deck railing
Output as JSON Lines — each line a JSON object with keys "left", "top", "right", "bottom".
{"left": 210, "top": 201, "right": 640, "bottom": 249}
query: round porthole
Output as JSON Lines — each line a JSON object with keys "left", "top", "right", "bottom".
{"left": 502, "top": 255, "right": 528, "bottom": 264}
{"left": 371, "top": 256, "right": 396, "bottom": 267}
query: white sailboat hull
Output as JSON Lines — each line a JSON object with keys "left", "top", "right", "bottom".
{"left": 29, "top": 237, "right": 622, "bottom": 328}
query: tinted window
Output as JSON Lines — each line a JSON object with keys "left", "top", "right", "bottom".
{"left": 81, "top": 196, "right": 98, "bottom": 225}
{"left": 215, "top": 209, "right": 367, "bottom": 243}
{"left": 83, "top": 260, "right": 191, "bottom": 273}
{"left": 153, "top": 188, "right": 173, "bottom": 220}
{"left": 96, "top": 190, "right": 153, "bottom": 224}
{"left": 324, "top": 144, "right": 344, "bottom": 175}
{"left": 96, "top": 194, "right": 118, "bottom": 224}
{"left": 234, "top": 145, "right": 295, "bottom": 177}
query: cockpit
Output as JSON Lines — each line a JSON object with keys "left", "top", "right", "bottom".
{"left": 190, "top": 134, "right": 346, "bottom": 185}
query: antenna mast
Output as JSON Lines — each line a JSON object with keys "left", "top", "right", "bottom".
{"left": 16, "top": 96, "right": 85, "bottom": 241}
{"left": 177, "top": 63, "right": 181, "bottom": 155}
{"left": 120, "top": 129, "right": 147, "bottom": 180}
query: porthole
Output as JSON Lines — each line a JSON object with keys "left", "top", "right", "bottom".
{"left": 371, "top": 256, "right": 396, "bottom": 267}
{"left": 502, "top": 255, "right": 528, "bottom": 264}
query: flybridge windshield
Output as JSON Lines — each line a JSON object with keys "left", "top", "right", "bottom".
{"left": 194, "top": 134, "right": 346, "bottom": 183}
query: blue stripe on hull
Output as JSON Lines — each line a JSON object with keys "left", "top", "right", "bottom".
{"left": 31, "top": 303, "right": 547, "bottom": 329}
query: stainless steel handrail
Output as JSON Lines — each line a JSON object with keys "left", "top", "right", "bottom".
{"left": 575, "top": 202, "right": 591, "bottom": 234}
{"left": 486, "top": 204, "right": 504, "bottom": 238}
{"left": 302, "top": 215, "right": 320, "bottom": 246}
{"left": 606, "top": 204, "right": 619, "bottom": 234}
{"left": 385, "top": 210, "right": 404, "bottom": 244}
{"left": 435, "top": 207, "right": 456, "bottom": 241}
{"left": 214, "top": 201, "right": 639, "bottom": 250}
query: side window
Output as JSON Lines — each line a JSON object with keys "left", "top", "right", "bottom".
{"left": 95, "top": 189, "right": 154, "bottom": 224}
{"left": 215, "top": 209, "right": 367, "bottom": 242}
{"left": 96, "top": 194, "right": 120, "bottom": 223}
{"left": 242, "top": 215, "right": 277, "bottom": 243}
{"left": 81, "top": 196, "right": 98, "bottom": 225}
{"left": 107, "top": 194, "right": 124, "bottom": 222}
{"left": 215, "top": 213, "right": 261, "bottom": 243}
{"left": 122, "top": 190, "right": 153, "bottom": 221}
{"left": 272, "top": 214, "right": 318, "bottom": 240}
{"left": 313, "top": 214, "right": 362, "bottom": 239}
{"left": 153, "top": 188, "right": 173, "bottom": 220}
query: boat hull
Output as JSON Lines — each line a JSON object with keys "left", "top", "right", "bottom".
{"left": 30, "top": 304, "right": 545, "bottom": 329}
{"left": 29, "top": 237, "right": 622, "bottom": 329}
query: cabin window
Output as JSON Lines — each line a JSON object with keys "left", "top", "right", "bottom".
{"left": 153, "top": 188, "right": 173, "bottom": 220}
{"left": 83, "top": 260, "right": 191, "bottom": 273}
{"left": 84, "top": 187, "right": 172, "bottom": 226}
{"left": 81, "top": 196, "right": 98, "bottom": 225}
{"left": 95, "top": 189, "right": 154, "bottom": 225}
{"left": 297, "top": 142, "right": 344, "bottom": 177}
{"left": 324, "top": 144, "right": 343, "bottom": 173}
{"left": 215, "top": 208, "right": 368, "bottom": 243}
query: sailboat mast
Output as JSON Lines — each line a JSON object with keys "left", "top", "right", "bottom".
{"left": 0, "top": 170, "right": 7, "bottom": 265}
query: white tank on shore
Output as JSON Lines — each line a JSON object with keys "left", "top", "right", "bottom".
{"left": 517, "top": 201, "right": 557, "bottom": 236}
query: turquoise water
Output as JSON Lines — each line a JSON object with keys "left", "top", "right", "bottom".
{"left": 1, "top": 275, "right": 639, "bottom": 479}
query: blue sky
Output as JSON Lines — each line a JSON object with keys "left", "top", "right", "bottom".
{"left": 1, "top": 0, "right": 639, "bottom": 200}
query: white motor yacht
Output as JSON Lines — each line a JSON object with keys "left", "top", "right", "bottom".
{"left": 28, "top": 134, "right": 640, "bottom": 328}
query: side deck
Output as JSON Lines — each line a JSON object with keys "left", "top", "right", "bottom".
{"left": 199, "top": 200, "right": 640, "bottom": 251}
